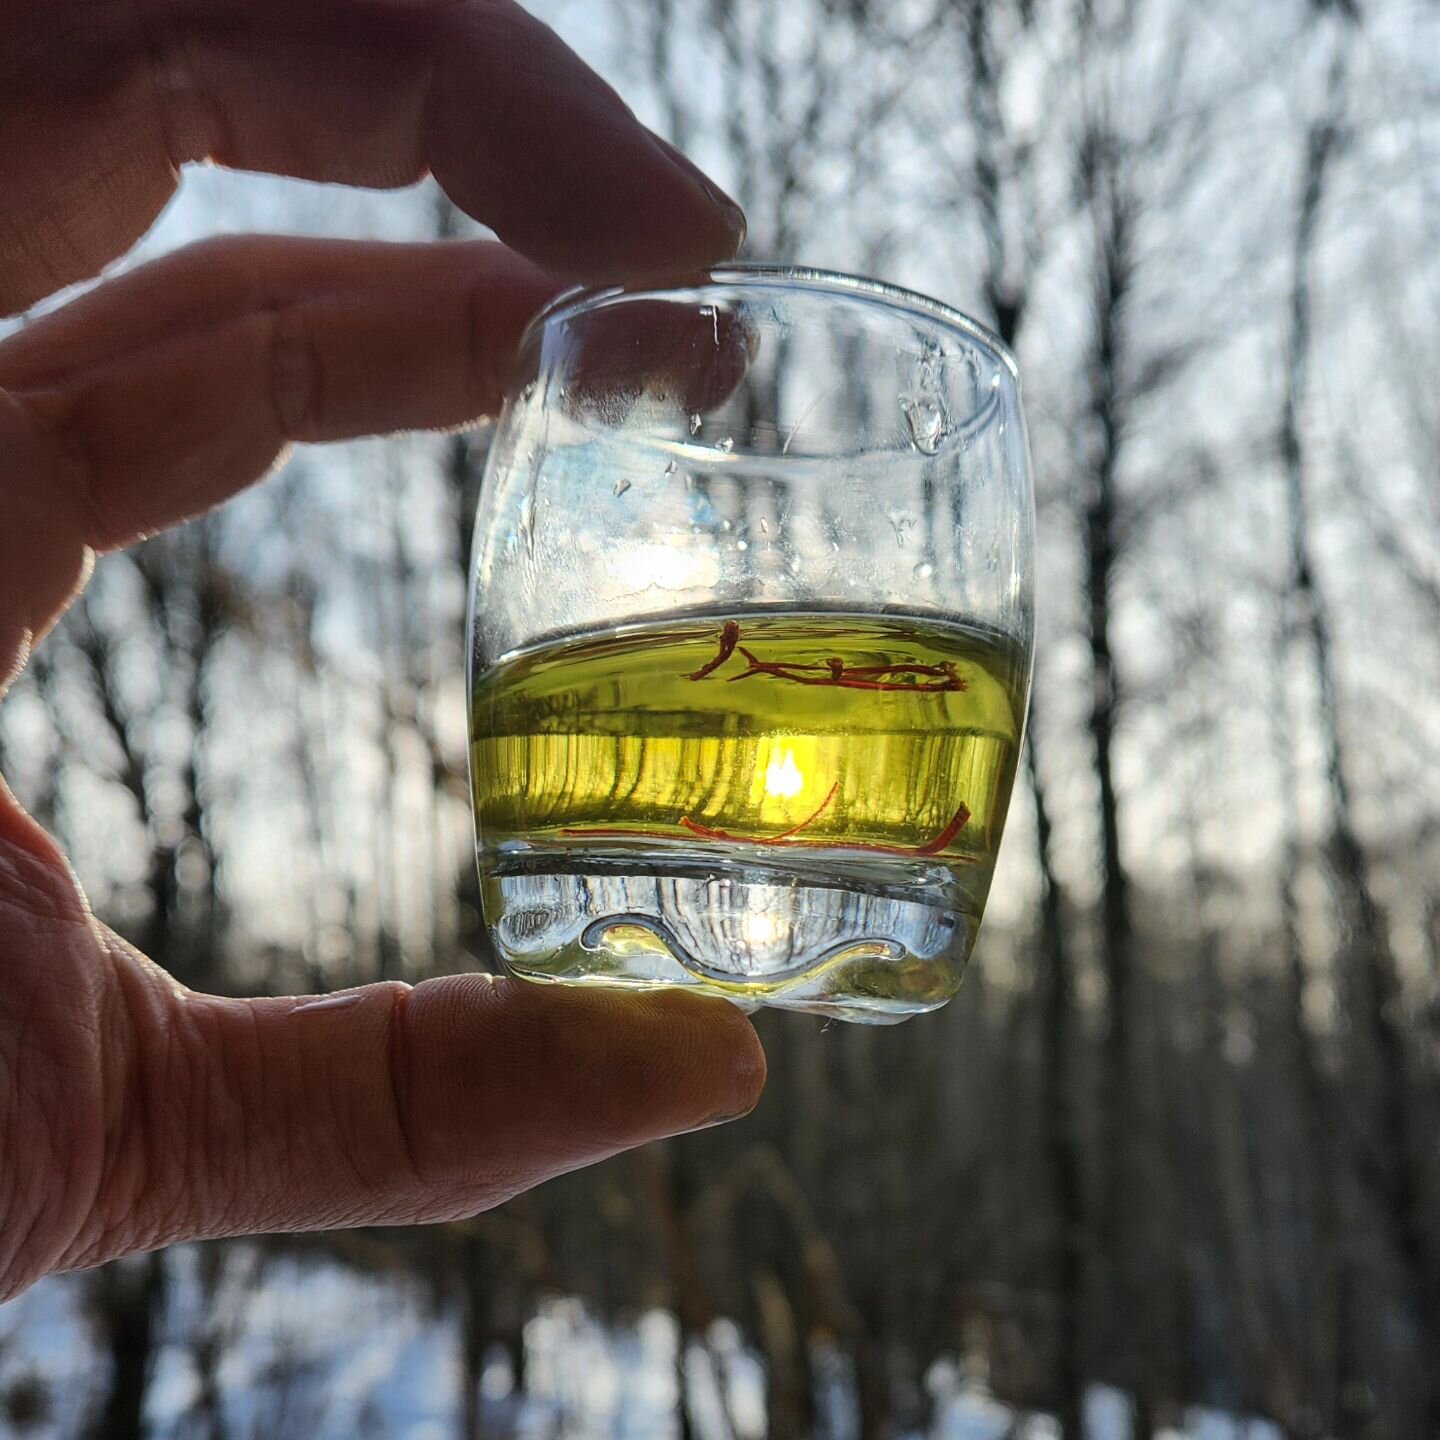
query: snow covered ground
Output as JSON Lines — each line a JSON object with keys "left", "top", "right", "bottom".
{"left": 0, "top": 1252, "right": 1284, "bottom": 1440}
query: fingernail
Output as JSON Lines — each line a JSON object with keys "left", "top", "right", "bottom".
{"left": 650, "top": 135, "right": 748, "bottom": 253}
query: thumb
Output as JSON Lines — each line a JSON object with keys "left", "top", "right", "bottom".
{"left": 76, "top": 967, "right": 765, "bottom": 1265}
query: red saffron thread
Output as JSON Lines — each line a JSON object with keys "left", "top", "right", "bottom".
{"left": 560, "top": 622, "right": 974, "bottom": 857}
{"left": 685, "top": 621, "right": 966, "bottom": 692}
{"left": 727, "top": 646, "right": 966, "bottom": 692}
{"left": 908, "top": 802, "right": 972, "bottom": 855}
{"left": 560, "top": 797, "right": 971, "bottom": 857}
{"left": 686, "top": 620, "right": 741, "bottom": 680}
{"left": 678, "top": 782, "right": 839, "bottom": 844}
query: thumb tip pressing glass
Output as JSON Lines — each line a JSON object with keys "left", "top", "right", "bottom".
{"left": 467, "top": 266, "right": 1034, "bottom": 1024}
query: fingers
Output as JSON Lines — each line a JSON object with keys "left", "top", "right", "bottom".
{"left": 0, "top": 235, "right": 554, "bottom": 658}
{"left": 0, "top": 236, "right": 760, "bottom": 683}
{"left": 0, "top": 0, "right": 745, "bottom": 315}
{"left": 92, "top": 972, "right": 765, "bottom": 1253}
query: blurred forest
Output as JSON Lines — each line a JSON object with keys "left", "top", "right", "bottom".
{"left": 3, "top": 0, "right": 1440, "bottom": 1435}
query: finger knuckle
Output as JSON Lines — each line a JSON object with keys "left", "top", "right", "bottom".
{"left": 266, "top": 305, "right": 323, "bottom": 442}
{"left": 381, "top": 983, "right": 427, "bottom": 1187}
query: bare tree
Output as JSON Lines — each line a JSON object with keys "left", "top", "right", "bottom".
{"left": 1027, "top": 732, "right": 1087, "bottom": 1440}
{"left": 1278, "top": 27, "right": 1440, "bottom": 1429}
{"left": 82, "top": 1253, "right": 166, "bottom": 1440}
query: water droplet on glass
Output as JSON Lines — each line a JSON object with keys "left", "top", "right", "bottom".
{"left": 759, "top": 517, "right": 769, "bottom": 535}
{"left": 715, "top": 436, "right": 735, "bottom": 454}
{"left": 613, "top": 477, "right": 632, "bottom": 498}
{"left": 689, "top": 413, "right": 703, "bottom": 435}
{"left": 664, "top": 459, "right": 678, "bottom": 477}
{"left": 900, "top": 393, "right": 947, "bottom": 455}
{"left": 913, "top": 561, "right": 935, "bottom": 580}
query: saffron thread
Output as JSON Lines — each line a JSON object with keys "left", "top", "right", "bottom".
{"left": 685, "top": 620, "right": 966, "bottom": 693}
{"left": 559, "top": 620, "right": 975, "bottom": 857}
{"left": 686, "top": 620, "right": 741, "bottom": 680}
{"left": 561, "top": 799, "right": 971, "bottom": 858}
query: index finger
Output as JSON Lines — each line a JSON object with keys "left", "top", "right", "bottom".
{"left": 0, "top": 0, "right": 745, "bottom": 315}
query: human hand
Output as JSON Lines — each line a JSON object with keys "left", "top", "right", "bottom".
{"left": 0, "top": 0, "right": 764, "bottom": 1303}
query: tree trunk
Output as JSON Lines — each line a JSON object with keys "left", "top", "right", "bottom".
{"left": 1077, "top": 127, "right": 1157, "bottom": 1429}
{"left": 456, "top": 1229, "right": 493, "bottom": 1440}
{"left": 1271, "top": 600, "right": 1343, "bottom": 1431}
{"left": 1279, "top": 48, "right": 1440, "bottom": 1430}
{"left": 634, "top": 1143, "right": 736, "bottom": 1440}
{"left": 1026, "top": 738, "right": 1086, "bottom": 1439}
{"left": 85, "top": 1253, "right": 166, "bottom": 1440}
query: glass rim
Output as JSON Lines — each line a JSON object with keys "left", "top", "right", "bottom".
{"left": 519, "top": 262, "right": 1020, "bottom": 382}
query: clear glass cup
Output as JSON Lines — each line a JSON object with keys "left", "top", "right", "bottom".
{"left": 467, "top": 266, "right": 1034, "bottom": 1023}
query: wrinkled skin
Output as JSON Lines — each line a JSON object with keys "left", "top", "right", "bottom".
{"left": 0, "top": 0, "right": 765, "bottom": 1304}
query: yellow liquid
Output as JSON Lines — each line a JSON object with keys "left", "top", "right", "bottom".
{"left": 470, "top": 613, "right": 1025, "bottom": 1021}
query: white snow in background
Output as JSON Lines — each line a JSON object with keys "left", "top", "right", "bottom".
{"left": 0, "top": 1254, "right": 1290, "bottom": 1440}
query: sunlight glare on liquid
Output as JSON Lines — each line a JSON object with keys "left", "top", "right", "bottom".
{"left": 764, "top": 747, "right": 806, "bottom": 798}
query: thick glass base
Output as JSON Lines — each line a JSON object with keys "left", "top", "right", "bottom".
{"left": 480, "top": 843, "right": 981, "bottom": 1024}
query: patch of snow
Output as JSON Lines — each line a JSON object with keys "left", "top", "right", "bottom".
{"left": 0, "top": 1261, "right": 1295, "bottom": 1440}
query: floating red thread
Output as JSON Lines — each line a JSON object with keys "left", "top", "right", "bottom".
{"left": 908, "top": 802, "right": 972, "bottom": 855}
{"left": 685, "top": 621, "right": 966, "bottom": 692}
{"left": 686, "top": 620, "right": 741, "bottom": 680}
{"left": 678, "top": 782, "right": 839, "bottom": 844}
{"left": 561, "top": 796, "right": 971, "bottom": 858}
{"left": 560, "top": 620, "right": 973, "bottom": 858}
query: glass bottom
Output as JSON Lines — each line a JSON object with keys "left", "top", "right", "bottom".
{"left": 480, "top": 843, "right": 981, "bottom": 1024}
